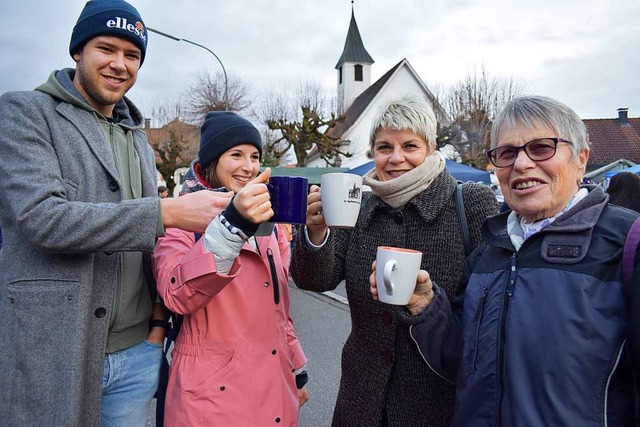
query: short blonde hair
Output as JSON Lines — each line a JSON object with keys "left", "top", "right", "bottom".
{"left": 369, "top": 96, "right": 438, "bottom": 152}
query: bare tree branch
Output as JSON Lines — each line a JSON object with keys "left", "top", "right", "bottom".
{"left": 183, "top": 69, "right": 251, "bottom": 124}
{"left": 257, "top": 81, "right": 349, "bottom": 167}
{"left": 146, "top": 100, "right": 199, "bottom": 196}
{"left": 437, "top": 65, "right": 525, "bottom": 168}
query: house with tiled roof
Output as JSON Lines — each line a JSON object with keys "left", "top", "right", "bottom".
{"left": 306, "top": 7, "right": 446, "bottom": 169}
{"left": 144, "top": 118, "right": 199, "bottom": 165}
{"left": 584, "top": 108, "right": 640, "bottom": 171}
{"left": 144, "top": 118, "right": 199, "bottom": 195}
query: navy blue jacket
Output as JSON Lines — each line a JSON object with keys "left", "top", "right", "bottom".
{"left": 406, "top": 186, "right": 640, "bottom": 426}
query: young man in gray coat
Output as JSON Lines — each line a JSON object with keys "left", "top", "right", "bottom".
{"left": 0, "top": 1, "right": 232, "bottom": 426}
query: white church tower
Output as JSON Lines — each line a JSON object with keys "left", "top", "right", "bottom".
{"left": 335, "top": 5, "right": 374, "bottom": 113}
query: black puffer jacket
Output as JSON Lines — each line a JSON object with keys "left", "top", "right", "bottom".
{"left": 291, "top": 170, "right": 498, "bottom": 427}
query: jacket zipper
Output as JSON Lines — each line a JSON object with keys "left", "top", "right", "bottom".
{"left": 266, "top": 248, "right": 280, "bottom": 305}
{"left": 471, "top": 286, "right": 489, "bottom": 373}
{"left": 496, "top": 253, "right": 517, "bottom": 426}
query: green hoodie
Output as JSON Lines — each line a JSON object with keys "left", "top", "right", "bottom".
{"left": 37, "top": 69, "right": 153, "bottom": 353}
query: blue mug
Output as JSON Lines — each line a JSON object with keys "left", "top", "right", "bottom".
{"left": 268, "top": 176, "right": 308, "bottom": 224}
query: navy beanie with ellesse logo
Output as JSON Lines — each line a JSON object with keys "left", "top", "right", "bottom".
{"left": 69, "top": 0, "right": 148, "bottom": 64}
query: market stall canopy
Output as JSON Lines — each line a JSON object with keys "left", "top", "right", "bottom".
{"left": 604, "top": 163, "right": 640, "bottom": 178}
{"left": 263, "top": 167, "right": 348, "bottom": 185}
{"left": 347, "top": 159, "right": 491, "bottom": 184}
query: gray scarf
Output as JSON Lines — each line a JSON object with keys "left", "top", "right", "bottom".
{"left": 363, "top": 151, "right": 446, "bottom": 209}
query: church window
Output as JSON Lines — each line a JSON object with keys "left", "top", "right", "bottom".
{"left": 354, "top": 64, "right": 363, "bottom": 81}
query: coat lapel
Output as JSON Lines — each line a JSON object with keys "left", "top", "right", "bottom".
{"left": 56, "top": 102, "right": 120, "bottom": 183}
{"left": 132, "top": 130, "right": 156, "bottom": 197}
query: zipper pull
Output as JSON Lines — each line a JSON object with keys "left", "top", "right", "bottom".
{"left": 266, "top": 248, "right": 280, "bottom": 305}
{"left": 474, "top": 286, "right": 489, "bottom": 321}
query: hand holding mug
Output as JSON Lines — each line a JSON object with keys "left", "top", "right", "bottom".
{"left": 233, "top": 168, "right": 273, "bottom": 224}
{"left": 370, "top": 261, "right": 434, "bottom": 315}
{"left": 369, "top": 246, "right": 434, "bottom": 314}
{"left": 305, "top": 185, "right": 328, "bottom": 245}
{"left": 407, "top": 269, "right": 435, "bottom": 315}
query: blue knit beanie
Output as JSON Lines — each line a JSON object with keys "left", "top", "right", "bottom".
{"left": 199, "top": 112, "right": 263, "bottom": 169}
{"left": 69, "top": 0, "right": 148, "bottom": 65}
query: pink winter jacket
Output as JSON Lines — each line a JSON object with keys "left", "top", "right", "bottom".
{"left": 152, "top": 225, "right": 307, "bottom": 426}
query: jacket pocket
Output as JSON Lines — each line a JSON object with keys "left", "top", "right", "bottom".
{"left": 5, "top": 279, "right": 80, "bottom": 412}
{"left": 7, "top": 279, "right": 80, "bottom": 346}
{"left": 471, "top": 286, "right": 489, "bottom": 373}
{"left": 176, "top": 348, "right": 235, "bottom": 392}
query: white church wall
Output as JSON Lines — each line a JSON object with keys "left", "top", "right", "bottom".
{"left": 338, "top": 62, "right": 373, "bottom": 112}
{"left": 309, "top": 63, "right": 437, "bottom": 169}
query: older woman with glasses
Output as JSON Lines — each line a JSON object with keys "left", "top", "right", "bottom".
{"left": 373, "top": 95, "right": 640, "bottom": 426}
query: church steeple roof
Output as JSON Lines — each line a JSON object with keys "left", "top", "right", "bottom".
{"left": 335, "top": 7, "right": 374, "bottom": 69}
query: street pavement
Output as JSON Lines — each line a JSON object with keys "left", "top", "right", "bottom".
{"left": 147, "top": 279, "right": 351, "bottom": 426}
{"left": 291, "top": 280, "right": 349, "bottom": 426}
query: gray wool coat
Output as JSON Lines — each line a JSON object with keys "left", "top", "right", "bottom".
{"left": 0, "top": 72, "right": 159, "bottom": 426}
{"left": 291, "top": 172, "right": 499, "bottom": 427}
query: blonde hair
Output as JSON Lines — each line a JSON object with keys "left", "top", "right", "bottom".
{"left": 369, "top": 96, "right": 437, "bottom": 151}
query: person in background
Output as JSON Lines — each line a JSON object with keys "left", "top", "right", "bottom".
{"left": 158, "top": 185, "right": 169, "bottom": 199}
{"left": 385, "top": 95, "right": 640, "bottom": 425}
{"left": 291, "top": 96, "right": 498, "bottom": 426}
{"left": 607, "top": 171, "right": 640, "bottom": 213}
{"left": 280, "top": 222, "right": 294, "bottom": 249}
{"left": 0, "top": 1, "right": 229, "bottom": 425}
{"left": 153, "top": 111, "right": 308, "bottom": 426}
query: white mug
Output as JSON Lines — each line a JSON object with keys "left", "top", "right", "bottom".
{"left": 376, "top": 246, "right": 423, "bottom": 305}
{"left": 320, "top": 173, "right": 363, "bottom": 228}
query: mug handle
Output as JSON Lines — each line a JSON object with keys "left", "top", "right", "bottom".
{"left": 382, "top": 260, "right": 397, "bottom": 295}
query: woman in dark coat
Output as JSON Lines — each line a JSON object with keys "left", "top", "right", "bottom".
{"left": 290, "top": 96, "right": 498, "bottom": 426}
{"left": 395, "top": 95, "right": 640, "bottom": 426}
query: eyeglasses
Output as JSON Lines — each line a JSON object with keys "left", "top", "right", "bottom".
{"left": 486, "top": 138, "right": 572, "bottom": 168}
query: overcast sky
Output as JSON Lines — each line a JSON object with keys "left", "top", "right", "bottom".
{"left": 1, "top": 0, "right": 638, "bottom": 120}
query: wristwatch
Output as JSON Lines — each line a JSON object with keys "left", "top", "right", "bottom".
{"left": 149, "top": 319, "right": 170, "bottom": 329}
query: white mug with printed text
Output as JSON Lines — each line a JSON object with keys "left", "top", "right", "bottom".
{"left": 320, "top": 173, "right": 363, "bottom": 228}
{"left": 376, "top": 246, "right": 423, "bottom": 305}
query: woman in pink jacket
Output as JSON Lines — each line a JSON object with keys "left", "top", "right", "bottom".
{"left": 153, "top": 111, "right": 309, "bottom": 426}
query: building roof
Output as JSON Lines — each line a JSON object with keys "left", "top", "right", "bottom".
{"left": 144, "top": 118, "right": 199, "bottom": 141}
{"left": 335, "top": 8, "right": 374, "bottom": 68}
{"left": 327, "top": 58, "right": 448, "bottom": 140}
{"left": 144, "top": 118, "right": 200, "bottom": 163}
{"left": 583, "top": 111, "right": 640, "bottom": 169}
